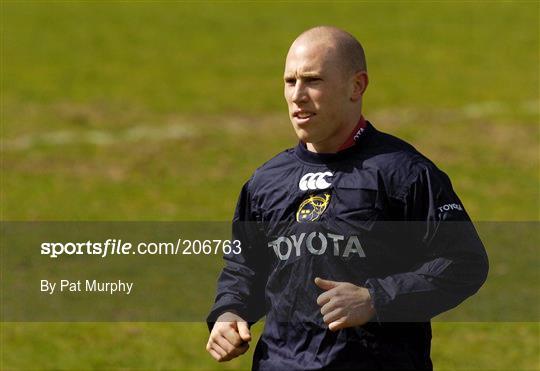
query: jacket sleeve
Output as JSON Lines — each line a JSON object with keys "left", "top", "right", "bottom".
{"left": 206, "top": 178, "right": 269, "bottom": 330}
{"left": 364, "top": 162, "right": 489, "bottom": 322}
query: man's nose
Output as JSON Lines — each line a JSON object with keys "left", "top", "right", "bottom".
{"left": 291, "top": 81, "right": 308, "bottom": 103}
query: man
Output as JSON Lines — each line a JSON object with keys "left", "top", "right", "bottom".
{"left": 206, "top": 26, "right": 488, "bottom": 370}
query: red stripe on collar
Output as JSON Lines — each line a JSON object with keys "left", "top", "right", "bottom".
{"left": 337, "top": 115, "right": 367, "bottom": 151}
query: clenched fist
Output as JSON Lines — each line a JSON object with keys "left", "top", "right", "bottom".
{"left": 206, "top": 311, "right": 251, "bottom": 362}
{"left": 315, "top": 277, "right": 376, "bottom": 331}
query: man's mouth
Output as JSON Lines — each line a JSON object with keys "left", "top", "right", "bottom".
{"left": 293, "top": 111, "right": 316, "bottom": 123}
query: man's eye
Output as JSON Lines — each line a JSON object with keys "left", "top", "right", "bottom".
{"left": 306, "top": 77, "right": 321, "bottom": 83}
{"left": 285, "top": 79, "right": 296, "bottom": 85}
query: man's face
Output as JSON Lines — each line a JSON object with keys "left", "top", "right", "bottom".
{"left": 284, "top": 41, "right": 352, "bottom": 147}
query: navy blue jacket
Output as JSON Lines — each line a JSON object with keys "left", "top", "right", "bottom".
{"left": 208, "top": 122, "right": 488, "bottom": 370}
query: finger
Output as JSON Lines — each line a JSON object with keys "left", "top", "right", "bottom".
{"left": 221, "top": 326, "right": 243, "bottom": 347}
{"left": 210, "top": 342, "right": 228, "bottom": 358}
{"left": 320, "top": 299, "right": 337, "bottom": 315}
{"left": 208, "top": 347, "right": 222, "bottom": 362}
{"left": 237, "top": 321, "right": 252, "bottom": 342}
{"left": 323, "top": 308, "right": 343, "bottom": 325}
{"left": 328, "top": 317, "right": 349, "bottom": 332}
{"left": 315, "top": 277, "right": 341, "bottom": 291}
{"left": 223, "top": 342, "right": 250, "bottom": 361}
{"left": 215, "top": 335, "right": 236, "bottom": 354}
{"left": 316, "top": 290, "right": 335, "bottom": 306}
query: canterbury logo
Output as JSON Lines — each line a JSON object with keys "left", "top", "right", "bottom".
{"left": 299, "top": 172, "right": 333, "bottom": 191}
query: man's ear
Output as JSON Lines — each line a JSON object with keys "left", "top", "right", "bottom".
{"left": 350, "top": 71, "right": 368, "bottom": 101}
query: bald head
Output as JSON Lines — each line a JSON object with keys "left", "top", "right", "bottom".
{"left": 290, "top": 26, "right": 367, "bottom": 77}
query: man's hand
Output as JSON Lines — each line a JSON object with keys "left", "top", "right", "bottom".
{"left": 206, "top": 311, "right": 251, "bottom": 362}
{"left": 315, "top": 277, "right": 376, "bottom": 331}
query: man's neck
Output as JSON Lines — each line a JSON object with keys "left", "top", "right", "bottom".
{"left": 306, "top": 115, "right": 366, "bottom": 153}
{"left": 306, "top": 141, "right": 339, "bottom": 154}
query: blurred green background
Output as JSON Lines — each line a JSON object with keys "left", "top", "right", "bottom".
{"left": 1, "top": 1, "right": 538, "bottom": 370}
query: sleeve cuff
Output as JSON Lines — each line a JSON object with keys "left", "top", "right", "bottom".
{"left": 365, "top": 278, "right": 392, "bottom": 323}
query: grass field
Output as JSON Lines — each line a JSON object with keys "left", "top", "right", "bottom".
{"left": 1, "top": 1, "right": 539, "bottom": 370}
